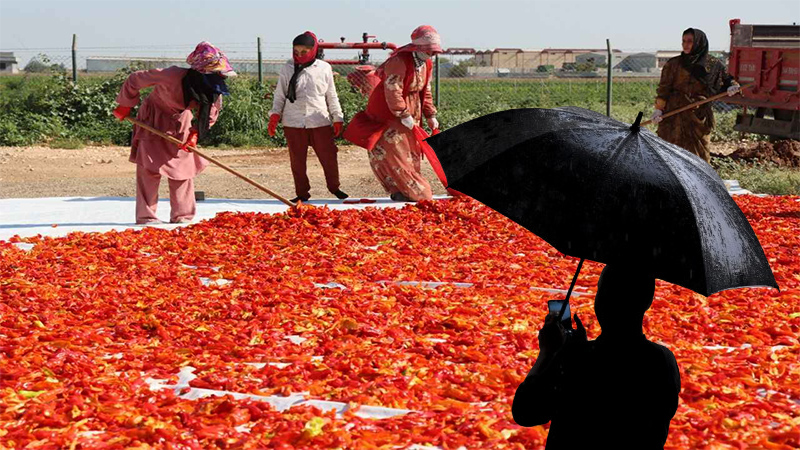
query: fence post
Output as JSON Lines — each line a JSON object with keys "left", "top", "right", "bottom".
{"left": 257, "top": 37, "right": 263, "bottom": 86}
{"left": 71, "top": 34, "right": 78, "bottom": 83}
{"left": 606, "top": 38, "right": 612, "bottom": 117}
{"left": 435, "top": 54, "right": 440, "bottom": 108}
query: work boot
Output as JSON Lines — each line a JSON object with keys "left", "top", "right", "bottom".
{"left": 290, "top": 196, "right": 310, "bottom": 204}
{"left": 390, "top": 192, "right": 413, "bottom": 202}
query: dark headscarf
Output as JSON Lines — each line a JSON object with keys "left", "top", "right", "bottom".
{"left": 182, "top": 69, "right": 229, "bottom": 140}
{"left": 287, "top": 32, "right": 319, "bottom": 103}
{"left": 680, "top": 28, "right": 734, "bottom": 95}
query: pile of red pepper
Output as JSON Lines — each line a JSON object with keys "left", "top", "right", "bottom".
{"left": 1, "top": 196, "right": 797, "bottom": 449}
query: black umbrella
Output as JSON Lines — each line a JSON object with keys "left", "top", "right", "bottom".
{"left": 425, "top": 107, "right": 777, "bottom": 312}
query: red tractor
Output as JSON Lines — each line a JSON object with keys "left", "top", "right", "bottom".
{"left": 317, "top": 33, "right": 397, "bottom": 96}
{"left": 724, "top": 19, "right": 800, "bottom": 139}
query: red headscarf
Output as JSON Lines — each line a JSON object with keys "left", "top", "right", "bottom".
{"left": 287, "top": 31, "right": 319, "bottom": 103}
{"left": 292, "top": 31, "right": 319, "bottom": 65}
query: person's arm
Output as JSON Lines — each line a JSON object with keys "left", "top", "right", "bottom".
{"left": 716, "top": 59, "right": 740, "bottom": 95}
{"left": 324, "top": 65, "right": 344, "bottom": 124}
{"left": 512, "top": 314, "right": 566, "bottom": 427}
{"left": 654, "top": 60, "right": 675, "bottom": 112}
{"left": 383, "top": 57, "right": 410, "bottom": 118}
{"left": 269, "top": 64, "right": 290, "bottom": 117}
{"left": 208, "top": 95, "right": 223, "bottom": 129}
{"left": 421, "top": 64, "right": 437, "bottom": 119}
{"left": 115, "top": 68, "right": 170, "bottom": 107}
{"left": 662, "top": 348, "right": 681, "bottom": 420}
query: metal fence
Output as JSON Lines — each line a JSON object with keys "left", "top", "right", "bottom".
{"left": 2, "top": 37, "right": 739, "bottom": 129}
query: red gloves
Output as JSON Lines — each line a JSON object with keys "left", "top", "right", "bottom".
{"left": 268, "top": 114, "right": 281, "bottom": 137}
{"left": 113, "top": 105, "right": 132, "bottom": 121}
{"left": 333, "top": 122, "right": 343, "bottom": 138}
{"left": 179, "top": 128, "right": 198, "bottom": 152}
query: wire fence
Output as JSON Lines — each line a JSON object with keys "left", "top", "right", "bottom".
{"left": 2, "top": 38, "right": 740, "bottom": 133}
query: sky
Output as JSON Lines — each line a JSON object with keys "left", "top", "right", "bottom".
{"left": 1, "top": 0, "right": 798, "bottom": 66}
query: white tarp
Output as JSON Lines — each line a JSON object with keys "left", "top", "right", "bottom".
{"left": 0, "top": 196, "right": 449, "bottom": 241}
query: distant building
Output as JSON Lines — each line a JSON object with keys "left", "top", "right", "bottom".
{"left": 0, "top": 52, "right": 19, "bottom": 74}
{"left": 655, "top": 50, "right": 729, "bottom": 69}
{"left": 475, "top": 48, "right": 623, "bottom": 70}
{"left": 656, "top": 50, "right": 681, "bottom": 68}
{"left": 575, "top": 52, "right": 627, "bottom": 69}
{"left": 442, "top": 48, "right": 477, "bottom": 55}
{"left": 86, "top": 56, "right": 285, "bottom": 75}
{"left": 615, "top": 52, "right": 658, "bottom": 73}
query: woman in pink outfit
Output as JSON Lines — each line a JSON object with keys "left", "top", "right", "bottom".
{"left": 343, "top": 25, "right": 441, "bottom": 202}
{"left": 113, "top": 42, "right": 235, "bottom": 224}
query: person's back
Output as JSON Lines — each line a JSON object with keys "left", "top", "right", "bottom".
{"left": 512, "top": 265, "right": 681, "bottom": 449}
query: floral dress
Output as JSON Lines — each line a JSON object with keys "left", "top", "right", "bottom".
{"left": 367, "top": 55, "right": 437, "bottom": 201}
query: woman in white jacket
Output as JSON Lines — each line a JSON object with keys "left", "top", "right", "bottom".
{"left": 268, "top": 31, "right": 348, "bottom": 203}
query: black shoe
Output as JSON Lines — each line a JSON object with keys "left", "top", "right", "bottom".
{"left": 390, "top": 192, "right": 413, "bottom": 202}
{"left": 290, "top": 196, "right": 310, "bottom": 203}
{"left": 333, "top": 190, "right": 349, "bottom": 200}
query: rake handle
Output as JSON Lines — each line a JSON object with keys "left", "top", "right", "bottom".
{"left": 640, "top": 83, "right": 754, "bottom": 127}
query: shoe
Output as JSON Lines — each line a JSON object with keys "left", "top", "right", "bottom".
{"left": 390, "top": 192, "right": 413, "bottom": 202}
{"left": 333, "top": 190, "right": 349, "bottom": 200}
{"left": 170, "top": 218, "right": 192, "bottom": 224}
{"left": 290, "top": 196, "right": 310, "bottom": 203}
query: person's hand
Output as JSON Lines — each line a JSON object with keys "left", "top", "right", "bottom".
{"left": 650, "top": 109, "right": 663, "bottom": 123}
{"left": 268, "top": 114, "right": 281, "bottom": 137}
{"left": 727, "top": 85, "right": 741, "bottom": 97}
{"left": 113, "top": 105, "right": 132, "bottom": 121}
{"left": 427, "top": 116, "right": 439, "bottom": 131}
{"left": 178, "top": 128, "right": 198, "bottom": 152}
{"left": 572, "top": 314, "right": 587, "bottom": 345}
{"left": 400, "top": 115, "right": 415, "bottom": 130}
{"left": 333, "top": 121, "right": 343, "bottom": 138}
{"left": 538, "top": 313, "right": 566, "bottom": 356}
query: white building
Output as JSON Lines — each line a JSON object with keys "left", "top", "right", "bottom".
{"left": 0, "top": 52, "right": 19, "bottom": 74}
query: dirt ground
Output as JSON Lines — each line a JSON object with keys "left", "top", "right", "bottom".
{"left": 0, "top": 142, "right": 741, "bottom": 199}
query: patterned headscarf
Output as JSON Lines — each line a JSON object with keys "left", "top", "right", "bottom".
{"left": 393, "top": 25, "right": 443, "bottom": 55}
{"left": 186, "top": 41, "right": 236, "bottom": 76}
{"left": 680, "top": 28, "right": 732, "bottom": 95}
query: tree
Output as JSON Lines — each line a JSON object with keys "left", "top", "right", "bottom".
{"left": 24, "top": 54, "right": 66, "bottom": 73}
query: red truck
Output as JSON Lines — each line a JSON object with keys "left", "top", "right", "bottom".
{"left": 724, "top": 19, "right": 800, "bottom": 139}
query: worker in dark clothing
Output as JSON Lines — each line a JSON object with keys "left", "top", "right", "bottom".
{"left": 512, "top": 264, "right": 681, "bottom": 450}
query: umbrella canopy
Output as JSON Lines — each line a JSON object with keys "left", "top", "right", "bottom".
{"left": 425, "top": 107, "right": 777, "bottom": 297}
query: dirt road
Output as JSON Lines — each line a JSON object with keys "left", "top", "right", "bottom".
{"left": 0, "top": 142, "right": 742, "bottom": 200}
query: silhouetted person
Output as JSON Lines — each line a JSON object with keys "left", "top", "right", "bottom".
{"left": 512, "top": 264, "right": 681, "bottom": 449}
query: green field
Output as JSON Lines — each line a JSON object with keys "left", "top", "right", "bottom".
{"left": 0, "top": 71, "right": 746, "bottom": 148}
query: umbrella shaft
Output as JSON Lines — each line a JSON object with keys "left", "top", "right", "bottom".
{"left": 559, "top": 258, "right": 585, "bottom": 320}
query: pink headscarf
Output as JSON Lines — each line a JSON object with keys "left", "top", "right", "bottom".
{"left": 186, "top": 41, "right": 237, "bottom": 76}
{"left": 393, "top": 25, "right": 443, "bottom": 55}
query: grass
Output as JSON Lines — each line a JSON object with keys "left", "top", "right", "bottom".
{"left": 712, "top": 157, "right": 800, "bottom": 195}
{"left": 2, "top": 72, "right": 797, "bottom": 195}
{"left": 47, "top": 137, "right": 85, "bottom": 150}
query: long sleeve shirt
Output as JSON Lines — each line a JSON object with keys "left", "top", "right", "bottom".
{"left": 381, "top": 55, "right": 437, "bottom": 122}
{"left": 116, "top": 66, "right": 220, "bottom": 180}
{"left": 269, "top": 59, "right": 344, "bottom": 128}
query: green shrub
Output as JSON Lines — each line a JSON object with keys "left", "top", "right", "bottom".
{"left": 0, "top": 72, "right": 769, "bottom": 148}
